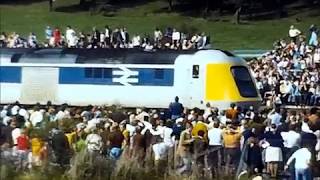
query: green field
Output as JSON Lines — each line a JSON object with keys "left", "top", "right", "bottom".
{"left": 0, "top": 0, "right": 319, "bottom": 50}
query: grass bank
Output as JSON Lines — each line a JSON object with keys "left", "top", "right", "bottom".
{"left": 0, "top": 0, "right": 319, "bottom": 50}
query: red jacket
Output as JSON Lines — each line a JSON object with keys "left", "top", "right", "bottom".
{"left": 17, "top": 135, "right": 29, "bottom": 150}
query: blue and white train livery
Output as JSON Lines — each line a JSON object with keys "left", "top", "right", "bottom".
{"left": 0, "top": 48, "right": 261, "bottom": 110}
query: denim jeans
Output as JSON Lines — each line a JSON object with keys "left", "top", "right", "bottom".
{"left": 295, "top": 168, "right": 312, "bottom": 180}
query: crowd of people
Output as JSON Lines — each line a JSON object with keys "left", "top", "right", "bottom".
{"left": 0, "top": 97, "right": 319, "bottom": 179}
{"left": 0, "top": 26, "right": 211, "bottom": 50}
{"left": 249, "top": 24, "right": 320, "bottom": 107}
{"left": 0, "top": 25, "right": 320, "bottom": 180}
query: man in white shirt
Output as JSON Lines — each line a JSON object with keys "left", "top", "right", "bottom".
{"left": 288, "top": 25, "right": 301, "bottom": 42}
{"left": 172, "top": 29, "right": 180, "bottom": 44}
{"left": 281, "top": 124, "right": 301, "bottom": 161}
{"left": 207, "top": 121, "right": 224, "bottom": 173}
{"left": 66, "top": 26, "right": 75, "bottom": 46}
{"left": 285, "top": 146, "right": 312, "bottom": 180}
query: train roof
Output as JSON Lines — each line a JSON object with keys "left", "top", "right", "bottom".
{"left": 0, "top": 48, "right": 237, "bottom": 65}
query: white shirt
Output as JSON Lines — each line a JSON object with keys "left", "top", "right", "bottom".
{"left": 281, "top": 130, "right": 301, "bottom": 148}
{"left": 150, "top": 126, "right": 174, "bottom": 146}
{"left": 68, "top": 35, "right": 78, "bottom": 47}
{"left": 289, "top": 28, "right": 301, "bottom": 38}
{"left": 86, "top": 133, "right": 103, "bottom": 152}
{"left": 286, "top": 148, "right": 311, "bottom": 169}
{"left": 55, "top": 110, "right": 66, "bottom": 121}
{"left": 12, "top": 128, "right": 21, "bottom": 145}
{"left": 66, "top": 28, "right": 75, "bottom": 42}
{"left": 301, "top": 121, "right": 313, "bottom": 133}
{"left": 268, "top": 112, "right": 282, "bottom": 126}
{"left": 30, "top": 111, "right": 43, "bottom": 126}
{"left": 172, "top": 31, "right": 180, "bottom": 41}
{"left": 208, "top": 127, "right": 223, "bottom": 146}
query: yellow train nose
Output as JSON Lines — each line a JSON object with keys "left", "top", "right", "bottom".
{"left": 205, "top": 63, "right": 261, "bottom": 105}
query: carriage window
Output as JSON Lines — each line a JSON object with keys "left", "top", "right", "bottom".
{"left": 93, "top": 68, "right": 103, "bottom": 78}
{"left": 103, "top": 68, "right": 112, "bottom": 78}
{"left": 192, "top": 65, "right": 199, "bottom": 78}
{"left": 231, "top": 66, "right": 258, "bottom": 97}
{"left": 154, "top": 69, "right": 164, "bottom": 79}
{"left": 84, "top": 68, "right": 93, "bottom": 78}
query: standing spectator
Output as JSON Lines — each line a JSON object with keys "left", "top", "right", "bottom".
{"left": 120, "top": 27, "right": 129, "bottom": 48}
{"left": 154, "top": 27, "right": 163, "bottom": 46}
{"left": 16, "top": 128, "right": 29, "bottom": 170}
{"left": 131, "top": 126, "right": 145, "bottom": 162}
{"left": 45, "top": 26, "right": 53, "bottom": 42}
{"left": 177, "top": 121, "right": 193, "bottom": 174}
{"left": 28, "top": 32, "right": 37, "bottom": 48}
{"left": 309, "top": 25, "right": 318, "bottom": 47}
{"left": 222, "top": 123, "right": 241, "bottom": 174}
{"left": 244, "top": 134, "right": 264, "bottom": 176}
{"left": 207, "top": 121, "right": 224, "bottom": 177}
{"left": 31, "top": 133, "right": 44, "bottom": 167}
{"left": 264, "top": 124, "right": 284, "bottom": 178}
{"left": 92, "top": 27, "right": 100, "bottom": 48}
{"left": 267, "top": 108, "right": 282, "bottom": 127}
{"left": 289, "top": 25, "right": 301, "bottom": 42}
{"left": 68, "top": 32, "right": 78, "bottom": 48}
{"left": 104, "top": 25, "right": 111, "bottom": 48}
{"left": 226, "top": 103, "right": 238, "bottom": 122}
{"left": 108, "top": 125, "right": 124, "bottom": 160}
{"left": 169, "top": 96, "right": 184, "bottom": 120}
{"left": 53, "top": 27, "right": 61, "bottom": 47}
{"left": 66, "top": 26, "right": 75, "bottom": 47}
{"left": 285, "top": 145, "right": 312, "bottom": 180}
{"left": 131, "top": 34, "right": 141, "bottom": 48}
{"left": 51, "top": 128, "right": 70, "bottom": 167}
{"left": 172, "top": 28, "right": 180, "bottom": 49}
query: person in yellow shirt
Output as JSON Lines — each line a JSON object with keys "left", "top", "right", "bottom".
{"left": 65, "top": 128, "right": 77, "bottom": 152}
{"left": 222, "top": 124, "right": 241, "bottom": 174}
{"left": 192, "top": 116, "right": 208, "bottom": 141}
{"left": 30, "top": 133, "right": 44, "bottom": 167}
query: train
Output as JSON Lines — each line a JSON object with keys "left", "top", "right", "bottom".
{"left": 0, "top": 48, "right": 261, "bottom": 110}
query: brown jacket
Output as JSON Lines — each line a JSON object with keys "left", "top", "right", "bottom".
{"left": 177, "top": 129, "right": 193, "bottom": 157}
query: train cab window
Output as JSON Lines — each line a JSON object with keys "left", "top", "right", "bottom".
{"left": 192, "top": 65, "right": 199, "bottom": 78}
{"left": 84, "top": 68, "right": 93, "bottom": 78}
{"left": 231, "top": 66, "right": 258, "bottom": 97}
{"left": 154, "top": 69, "right": 164, "bottom": 79}
{"left": 103, "top": 68, "right": 112, "bottom": 78}
{"left": 93, "top": 68, "right": 103, "bottom": 78}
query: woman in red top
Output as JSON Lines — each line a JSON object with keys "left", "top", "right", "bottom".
{"left": 16, "top": 129, "right": 30, "bottom": 170}
{"left": 53, "top": 28, "right": 61, "bottom": 47}
{"left": 17, "top": 131, "right": 29, "bottom": 151}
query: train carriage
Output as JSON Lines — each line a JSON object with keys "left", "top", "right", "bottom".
{"left": 0, "top": 48, "right": 261, "bottom": 110}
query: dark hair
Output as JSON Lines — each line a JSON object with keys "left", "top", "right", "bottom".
{"left": 230, "top": 103, "right": 236, "bottom": 108}
{"left": 213, "top": 122, "right": 219, "bottom": 128}
{"left": 197, "top": 130, "right": 205, "bottom": 137}
{"left": 310, "top": 107, "right": 318, "bottom": 115}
